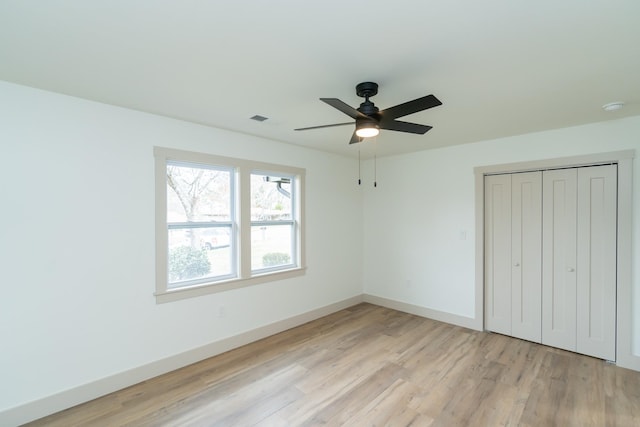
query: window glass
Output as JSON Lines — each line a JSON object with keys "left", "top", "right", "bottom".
{"left": 166, "top": 162, "right": 235, "bottom": 289}
{"left": 250, "top": 174, "right": 292, "bottom": 221}
{"left": 167, "top": 164, "right": 231, "bottom": 222}
{"left": 251, "top": 224, "right": 293, "bottom": 270}
{"left": 250, "top": 173, "right": 295, "bottom": 272}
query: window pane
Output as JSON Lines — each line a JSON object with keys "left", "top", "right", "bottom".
{"left": 250, "top": 173, "right": 292, "bottom": 221}
{"left": 167, "top": 164, "right": 232, "bottom": 222}
{"left": 251, "top": 224, "right": 293, "bottom": 270}
{"left": 168, "top": 227, "right": 234, "bottom": 287}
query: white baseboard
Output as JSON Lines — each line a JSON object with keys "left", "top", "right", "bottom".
{"left": 617, "top": 350, "right": 640, "bottom": 372}
{"left": 0, "top": 295, "right": 364, "bottom": 427}
{"left": 363, "top": 294, "right": 482, "bottom": 331}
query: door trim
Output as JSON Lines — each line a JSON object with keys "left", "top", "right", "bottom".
{"left": 473, "top": 150, "right": 638, "bottom": 370}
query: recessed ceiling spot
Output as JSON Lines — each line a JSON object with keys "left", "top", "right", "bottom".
{"left": 602, "top": 102, "right": 624, "bottom": 112}
{"left": 250, "top": 115, "right": 268, "bottom": 122}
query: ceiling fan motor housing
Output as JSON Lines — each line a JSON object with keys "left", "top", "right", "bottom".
{"left": 358, "top": 102, "right": 379, "bottom": 117}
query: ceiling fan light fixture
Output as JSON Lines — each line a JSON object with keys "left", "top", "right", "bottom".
{"left": 355, "top": 121, "right": 380, "bottom": 138}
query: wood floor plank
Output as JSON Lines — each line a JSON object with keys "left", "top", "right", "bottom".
{"left": 25, "top": 303, "right": 640, "bottom": 426}
{"left": 342, "top": 378, "right": 432, "bottom": 426}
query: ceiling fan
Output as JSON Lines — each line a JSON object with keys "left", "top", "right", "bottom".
{"left": 294, "top": 82, "right": 442, "bottom": 144}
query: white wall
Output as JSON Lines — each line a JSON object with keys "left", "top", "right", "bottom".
{"left": 362, "top": 115, "right": 640, "bottom": 354}
{"left": 0, "top": 81, "right": 363, "bottom": 417}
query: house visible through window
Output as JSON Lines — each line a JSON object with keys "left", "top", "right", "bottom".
{"left": 154, "top": 147, "right": 305, "bottom": 302}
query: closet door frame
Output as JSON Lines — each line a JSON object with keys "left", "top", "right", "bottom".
{"left": 474, "top": 150, "right": 637, "bottom": 369}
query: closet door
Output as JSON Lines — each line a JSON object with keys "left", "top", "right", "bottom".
{"left": 487, "top": 165, "right": 617, "bottom": 360}
{"left": 485, "top": 172, "right": 542, "bottom": 341}
{"left": 485, "top": 174, "right": 512, "bottom": 335}
{"left": 576, "top": 165, "right": 617, "bottom": 360}
{"left": 542, "top": 169, "right": 577, "bottom": 352}
{"left": 511, "top": 172, "right": 542, "bottom": 342}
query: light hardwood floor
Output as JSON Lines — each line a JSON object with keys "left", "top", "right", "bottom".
{"left": 26, "top": 303, "right": 640, "bottom": 426}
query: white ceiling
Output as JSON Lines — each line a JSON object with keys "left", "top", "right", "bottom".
{"left": 1, "top": 1, "right": 639, "bottom": 158}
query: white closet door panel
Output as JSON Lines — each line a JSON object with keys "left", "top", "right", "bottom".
{"left": 542, "top": 169, "right": 577, "bottom": 352}
{"left": 576, "top": 165, "right": 617, "bottom": 360}
{"left": 511, "top": 172, "right": 542, "bottom": 342}
{"left": 485, "top": 174, "right": 512, "bottom": 335}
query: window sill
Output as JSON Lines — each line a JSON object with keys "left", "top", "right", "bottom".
{"left": 155, "top": 266, "right": 307, "bottom": 303}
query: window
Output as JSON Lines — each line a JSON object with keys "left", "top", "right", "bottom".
{"left": 166, "top": 162, "right": 235, "bottom": 288}
{"left": 155, "top": 147, "right": 305, "bottom": 302}
{"left": 251, "top": 173, "right": 295, "bottom": 273}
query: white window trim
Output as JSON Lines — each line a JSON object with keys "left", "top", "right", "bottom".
{"left": 154, "top": 147, "right": 306, "bottom": 303}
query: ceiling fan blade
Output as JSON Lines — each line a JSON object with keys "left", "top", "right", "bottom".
{"left": 380, "top": 119, "right": 433, "bottom": 134}
{"left": 321, "top": 98, "right": 370, "bottom": 120}
{"left": 379, "top": 94, "right": 442, "bottom": 120}
{"left": 349, "top": 132, "right": 363, "bottom": 144}
{"left": 294, "top": 122, "right": 353, "bottom": 131}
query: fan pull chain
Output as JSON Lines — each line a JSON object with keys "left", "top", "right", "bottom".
{"left": 374, "top": 154, "right": 377, "bottom": 187}
{"left": 358, "top": 148, "right": 361, "bottom": 186}
{"left": 373, "top": 136, "right": 378, "bottom": 188}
